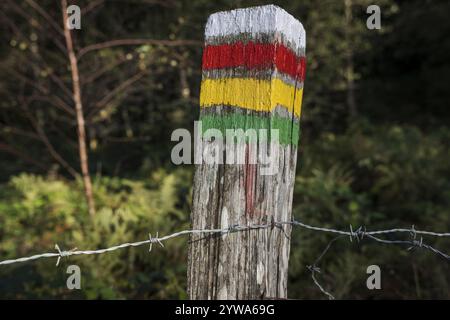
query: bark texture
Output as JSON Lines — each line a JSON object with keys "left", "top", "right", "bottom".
{"left": 188, "top": 143, "right": 297, "bottom": 299}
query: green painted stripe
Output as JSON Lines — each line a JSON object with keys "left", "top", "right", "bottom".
{"left": 199, "top": 114, "right": 300, "bottom": 146}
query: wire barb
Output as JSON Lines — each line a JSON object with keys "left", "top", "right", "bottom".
{"left": 54, "top": 244, "right": 77, "bottom": 267}
{"left": 408, "top": 237, "right": 423, "bottom": 251}
{"left": 307, "top": 264, "right": 335, "bottom": 300}
{"left": 227, "top": 224, "right": 239, "bottom": 233}
{"left": 148, "top": 232, "right": 164, "bottom": 252}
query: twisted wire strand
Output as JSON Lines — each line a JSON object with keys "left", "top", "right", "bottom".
{"left": 1, "top": 220, "right": 449, "bottom": 266}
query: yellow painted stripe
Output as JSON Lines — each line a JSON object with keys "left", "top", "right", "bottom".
{"left": 200, "top": 78, "right": 303, "bottom": 117}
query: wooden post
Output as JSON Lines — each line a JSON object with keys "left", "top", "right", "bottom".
{"left": 187, "top": 5, "right": 306, "bottom": 299}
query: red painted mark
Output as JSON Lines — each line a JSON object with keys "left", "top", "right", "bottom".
{"left": 202, "top": 41, "right": 306, "bottom": 81}
{"left": 244, "top": 144, "right": 257, "bottom": 217}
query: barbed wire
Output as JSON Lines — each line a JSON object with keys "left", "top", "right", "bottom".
{"left": 0, "top": 219, "right": 449, "bottom": 298}
{"left": 299, "top": 221, "right": 450, "bottom": 299}
{"left": 307, "top": 235, "right": 345, "bottom": 300}
{"left": 0, "top": 223, "right": 272, "bottom": 266}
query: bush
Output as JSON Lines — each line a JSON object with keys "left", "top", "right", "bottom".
{"left": 0, "top": 168, "right": 192, "bottom": 299}
{"left": 0, "top": 123, "right": 449, "bottom": 299}
{"left": 289, "top": 123, "right": 450, "bottom": 299}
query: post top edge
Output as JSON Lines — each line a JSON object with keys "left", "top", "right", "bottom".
{"left": 207, "top": 5, "right": 290, "bottom": 19}
{"left": 205, "top": 4, "right": 305, "bottom": 49}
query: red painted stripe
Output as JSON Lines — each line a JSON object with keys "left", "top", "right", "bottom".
{"left": 202, "top": 41, "right": 306, "bottom": 81}
{"left": 244, "top": 144, "right": 257, "bottom": 217}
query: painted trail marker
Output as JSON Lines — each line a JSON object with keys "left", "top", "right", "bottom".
{"left": 187, "top": 5, "right": 306, "bottom": 299}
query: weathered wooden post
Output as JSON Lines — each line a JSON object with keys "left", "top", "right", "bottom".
{"left": 187, "top": 5, "right": 306, "bottom": 299}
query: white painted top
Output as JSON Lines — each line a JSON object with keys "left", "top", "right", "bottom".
{"left": 205, "top": 4, "right": 306, "bottom": 51}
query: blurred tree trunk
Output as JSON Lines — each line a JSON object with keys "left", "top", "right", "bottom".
{"left": 61, "top": 0, "right": 96, "bottom": 216}
{"left": 345, "top": 0, "right": 357, "bottom": 119}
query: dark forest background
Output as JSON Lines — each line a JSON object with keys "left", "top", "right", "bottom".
{"left": 0, "top": 0, "right": 449, "bottom": 299}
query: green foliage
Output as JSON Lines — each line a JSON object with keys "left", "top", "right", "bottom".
{"left": 1, "top": 124, "right": 449, "bottom": 299}
{"left": 1, "top": 0, "right": 449, "bottom": 299}
{"left": 0, "top": 168, "right": 192, "bottom": 299}
{"left": 289, "top": 123, "right": 450, "bottom": 299}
